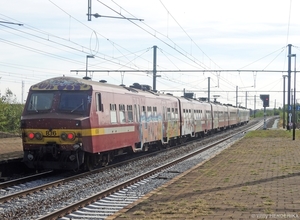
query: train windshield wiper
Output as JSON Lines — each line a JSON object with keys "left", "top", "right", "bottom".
{"left": 30, "top": 102, "right": 38, "bottom": 112}
{"left": 71, "top": 101, "right": 83, "bottom": 113}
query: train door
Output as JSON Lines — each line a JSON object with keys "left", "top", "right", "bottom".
{"left": 237, "top": 108, "right": 240, "bottom": 125}
{"left": 191, "top": 107, "right": 195, "bottom": 137}
{"left": 161, "top": 101, "right": 168, "bottom": 144}
{"left": 132, "top": 97, "right": 142, "bottom": 149}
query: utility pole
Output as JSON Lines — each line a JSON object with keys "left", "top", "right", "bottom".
{"left": 152, "top": 45, "right": 160, "bottom": 91}
{"left": 245, "top": 91, "right": 247, "bottom": 108}
{"left": 287, "top": 44, "right": 292, "bottom": 130}
{"left": 236, "top": 86, "right": 238, "bottom": 107}
{"left": 254, "top": 95, "right": 256, "bottom": 118}
{"left": 274, "top": 99, "right": 276, "bottom": 116}
{"left": 22, "top": 80, "right": 24, "bottom": 104}
{"left": 208, "top": 77, "right": 210, "bottom": 102}
{"left": 283, "top": 75, "right": 287, "bottom": 128}
{"left": 87, "top": 0, "right": 92, "bottom": 21}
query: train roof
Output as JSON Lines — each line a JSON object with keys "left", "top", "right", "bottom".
{"left": 30, "top": 77, "right": 249, "bottom": 110}
{"left": 29, "top": 76, "right": 179, "bottom": 100}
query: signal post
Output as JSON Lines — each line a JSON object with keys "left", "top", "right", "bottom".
{"left": 260, "top": 94, "right": 269, "bottom": 130}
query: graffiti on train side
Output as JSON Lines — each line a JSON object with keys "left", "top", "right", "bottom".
{"left": 139, "top": 113, "right": 179, "bottom": 143}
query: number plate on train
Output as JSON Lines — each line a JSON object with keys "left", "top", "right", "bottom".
{"left": 45, "top": 130, "right": 57, "bottom": 136}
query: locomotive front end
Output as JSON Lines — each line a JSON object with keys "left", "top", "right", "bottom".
{"left": 21, "top": 77, "right": 92, "bottom": 170}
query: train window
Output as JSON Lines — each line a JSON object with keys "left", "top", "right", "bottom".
{"left": 167, "top": 108, "right": 171, "bottom": 120}
{"left": 96, "top": 93, "right": 102, "bottom": 112}
{"left": 110, "top": 104, "right": 117, "bottom": 123}
{"left": 141, "top": 106, "right": 146, "bottom": 120}
{"left": 58, "top": 92, "right": 88, "bottom": 114}
{"left": 175, "top": 108, "right": 178, "bottom": 119}
{"left": 119, "top": 104, "right": 125, "bottom": 123}
{"left": 153, "top": 106, "right": 157, "bottom": 121}
{"left": 206, "top": 110, "right": 211, "bottom": 118}
{"left": 27, "top": 92, "right": 54, "bottom": 112}
{"left": 171, "top": 108, "right": 175, "bottom": 119}
{"left": 153, "top": 107, "right": 157, "bottom": 115}
{"left": 127, "top": 105, "right": 133, "bottom": 122}
{"left": 147, "top": 106, "right": 152, "bottom": 118}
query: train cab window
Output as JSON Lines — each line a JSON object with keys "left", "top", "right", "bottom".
{"left": 96, "top": 93, "right": 102, "bottom": 112}
{"left": 119, "top": 104, "right": 125, "bottom": 123}
{"left": 58, "top": 92, "right": 88, "bottom": 114}
{"left": 127, "top": 105, "right": 133, "bottom": 122}
{"left": 110, "top": 104, "right": 117, "bottom": 123}
{"left": 27, "top": 92, "right": 54, "bottom": 112}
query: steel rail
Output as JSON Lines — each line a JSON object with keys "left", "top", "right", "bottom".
{"left": 0, "top": 170, "right": 53, "bottom": 190}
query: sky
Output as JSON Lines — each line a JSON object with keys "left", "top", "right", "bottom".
{"left": 1, "top": 0, "right": 300, "bottom": 109}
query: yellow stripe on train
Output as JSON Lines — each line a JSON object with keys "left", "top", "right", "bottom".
{"left": 23, "top": 126, "right": 135, "bottom": 139}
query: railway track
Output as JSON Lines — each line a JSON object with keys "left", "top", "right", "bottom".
{"left": 0, "top": 118, "right": 264, "bottom": 219}
{"left": 0, "top": 170, "right": 53, "bottom": 190}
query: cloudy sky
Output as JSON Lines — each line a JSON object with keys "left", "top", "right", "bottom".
{"left": 1, "top": 0, "right": 300, "bottom": 108}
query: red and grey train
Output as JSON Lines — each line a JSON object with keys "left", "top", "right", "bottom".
{"left": 21, "top": 76, "right": 250, "bottom": 170}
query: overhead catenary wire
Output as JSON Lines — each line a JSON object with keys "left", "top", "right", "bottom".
{"left": 0, "top": 1, "right": 298, "bottom": 107}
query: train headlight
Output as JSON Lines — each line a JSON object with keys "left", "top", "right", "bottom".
{"left": 67, "top": 133, "right": 75, "bottom": 140}
{"left": 61, "top": 132, "right": 76, "bottom": 141}
{"left": 35, "top": 132, "right": 43, "bottom": 140}
{"left": 28, "top": 132, "right": 35, "bottom": 139}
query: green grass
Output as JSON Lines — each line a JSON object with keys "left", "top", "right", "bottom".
{"left": 245, "top": 130, "right": 300, "bottom": 138}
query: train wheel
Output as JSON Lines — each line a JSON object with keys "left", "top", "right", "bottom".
{"left": 180, "top": 137, "right": 187, "bottom": 144}
{"left": 85, "top": 154, "right": 96, "bottom": 171}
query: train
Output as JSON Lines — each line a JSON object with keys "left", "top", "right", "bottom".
{"left": 21, "top": 76, "right": 250, "bottom": 170}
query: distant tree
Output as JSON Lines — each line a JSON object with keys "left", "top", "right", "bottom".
{"left": 0, "top": 89, "right": 24, "bottom": 133}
